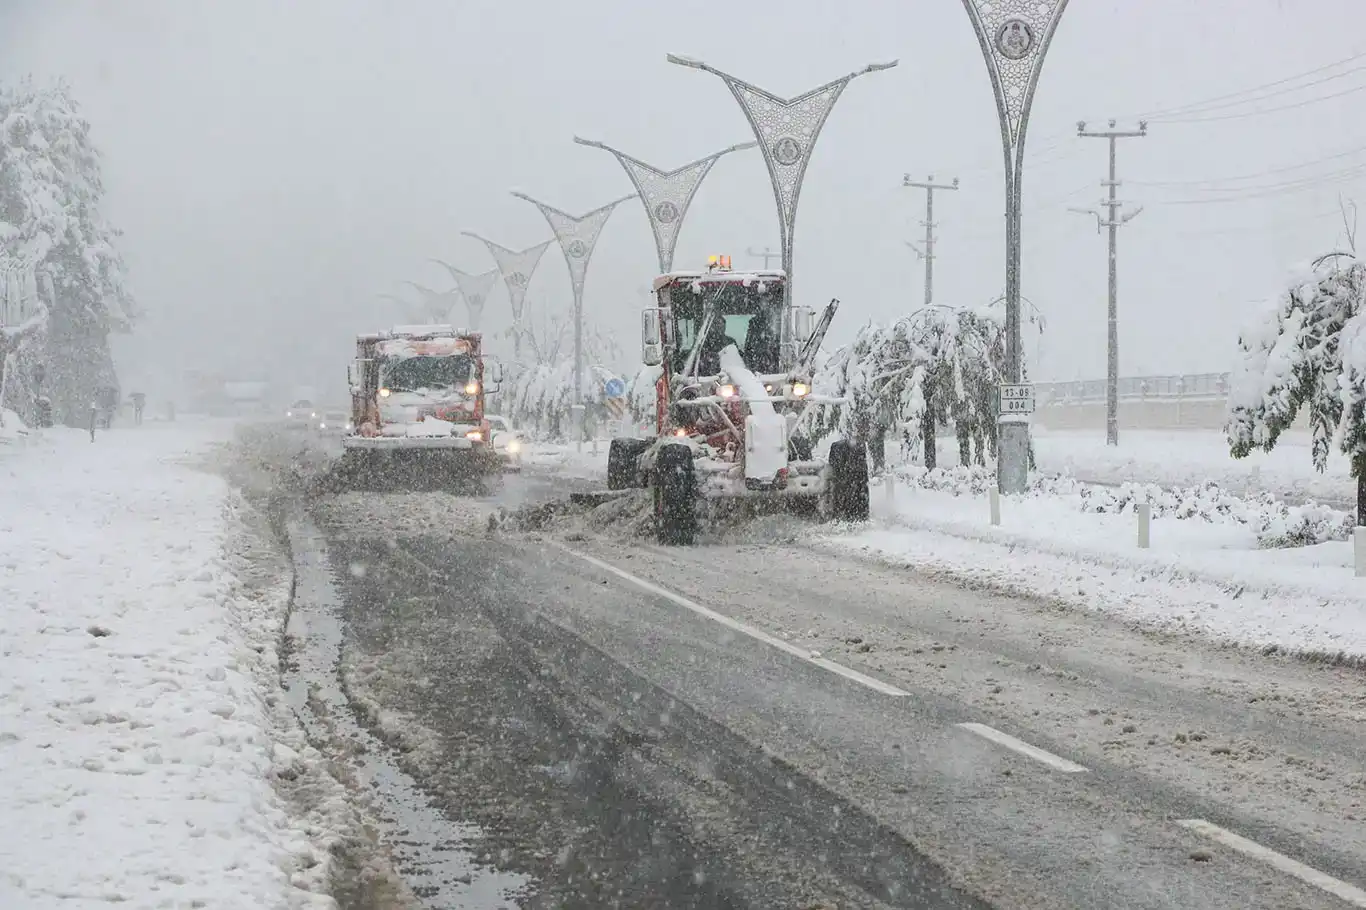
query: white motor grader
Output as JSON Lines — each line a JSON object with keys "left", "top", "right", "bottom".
{"left": 607, "top": 255, "right": 869, "bottom": 545}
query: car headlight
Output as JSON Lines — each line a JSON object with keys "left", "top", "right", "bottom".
{"left": 318, "top": 422, "right": 326, "bottom": 429}
{"left": 310, "top": 412, "right": 317, "bottom": 418}
{"left": 286, "top": 410, "right": 293, "bottom": 417}
{"left": 379, "top": 388, "right": 391, "bottom": 398}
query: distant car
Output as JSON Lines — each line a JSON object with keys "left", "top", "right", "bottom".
{"left": 486, "top": 414, "right": 526, "bottom": 462}
{"left": 316, "top": 409, "right": 351, "bottom": 434}
{"left": 284, "top": 399, "right": 317, "bottom": 428}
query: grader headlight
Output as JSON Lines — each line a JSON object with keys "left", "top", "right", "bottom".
{"left": 718, "top": 384, "right": 737, "bottom": 399}
{"left": 790, "top": 382, "right": 810, "bottom": 398}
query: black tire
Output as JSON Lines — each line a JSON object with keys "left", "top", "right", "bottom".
{"left": 827, "top": 440, "right": 870, "bottom": 522}
{"left": 654, "top": 443, "right": 697, "bottom": 545}
{"left": 607, "top": 438, "right": 648, "bottom": 490}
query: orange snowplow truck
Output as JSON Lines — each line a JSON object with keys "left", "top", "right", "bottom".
{"left": 340, "top": 325, "right": 504, "bottom": 486}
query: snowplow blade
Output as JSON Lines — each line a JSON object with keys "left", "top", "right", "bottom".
{"left": 327, "top": 444, "right": 500, "bottom": 492}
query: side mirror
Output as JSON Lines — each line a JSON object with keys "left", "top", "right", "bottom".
{"left": 347, "top": 362, "right": 358, "bottom": 391}
{"left": 642, "top": 308, "right": 663, "bottom": 367}
{"left": 485, "top": 358, "right": 504, "bottom": 391}
{"left": 792, "top": 306, "right": 815, "bottom": 344}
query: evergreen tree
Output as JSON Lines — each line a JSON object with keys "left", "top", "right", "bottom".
{"left": 1226, "top": 253, "right": 1366, "bottom": 522}
{"left": 0, "top": 79, "right": 133, "bottom": 425}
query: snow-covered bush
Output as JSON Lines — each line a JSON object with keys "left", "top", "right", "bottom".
{"left": 1227, "top": 253, "right": 1366, "bottom": 521}
{"left": 891, "top": 463, "right": 1352, "bottom": 549}
{"left": 501, "top": 359, "right": 621, "bottom": 441}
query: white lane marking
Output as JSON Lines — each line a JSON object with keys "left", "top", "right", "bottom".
{"left": 956, "top": 722, "right": 1088, "bottom": 773}
{"left": 551, "top": 542, "right": 909, "bottom": 698}
{"left": 1176, "top": 819, "right": 1366, "bottom": 907}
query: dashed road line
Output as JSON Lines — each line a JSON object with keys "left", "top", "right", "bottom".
{"left": 1176, "top": 819, "right": 1366, "bottom": 907}
{"left": 552, "top": 542, "right": 910, "bottom": 698}
{"left": 956, "top": 722, "right": 1088, "bottom": 773}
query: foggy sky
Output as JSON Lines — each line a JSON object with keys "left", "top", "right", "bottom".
{"left": 2, "top": 0, "right": 1362, "bottom": 397}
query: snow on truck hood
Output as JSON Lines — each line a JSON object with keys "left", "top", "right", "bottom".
{"left": 376, "top": 336, "right": 472, "bottom": 358}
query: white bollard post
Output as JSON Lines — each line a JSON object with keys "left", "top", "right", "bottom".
{"left": 1355, "top": 527, "right": 1366, "bottom": 579}
{"left": 884, "top": 473, "right": 895, "bottom": 504}
{"left": 989, "top": 487, "right": 1001, "bottom": 527}
{"left": 1137, "top": 502, "right": 1151, "bottom": 549}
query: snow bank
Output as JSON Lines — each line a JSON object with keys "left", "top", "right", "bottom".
{"left": 824, "top": 468, "right": 1366, "bottom": 661}
{"left": 1029, "top": 428, "right": 1356, "bottom": 505}
{"left": 899, "top": 463, "right": 1352, "bottom": 548}
{"left": 0, "top": 407, "right": 29, "bottom": 446}
{"left": 0, "top": 425, "right": 336, "bottom": 909}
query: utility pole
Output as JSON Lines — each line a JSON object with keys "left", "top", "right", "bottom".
{"left": 746, "top": 246, "right": 781, "bottom": 269}
{"left": 902, "top": 175, "right": 958, "bottom": 307}
{"left": 1071, "top": 118, "right": 1147, "bottom": 448}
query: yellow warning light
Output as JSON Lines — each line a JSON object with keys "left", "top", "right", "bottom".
{"left": 707, "top": 255, "right": 720, "bottom": 267}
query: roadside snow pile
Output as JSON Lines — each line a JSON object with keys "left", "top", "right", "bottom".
{"left": 895, "top": 464, "right": 1352, "bottom": 548}
{"left": 0, "top": 407, "right": 29, "bottom": 445}
{"left": 0, "top": 425, "right": 337, "bottom": 910}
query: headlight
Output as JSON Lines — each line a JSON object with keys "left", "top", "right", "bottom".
{"left": 464, "top": 381, "right": 479, "bottom": 395}
{"left": 319, "top": 422, "right": 326, "bottom": 429}
{"left": 310, "top": 412, "right": 317, "bottom": 418}
{"left": 465, "top": 430, "right": 483, "bottom": 441}
{"left": 718, "top": 384, "right": 736, "bottom": 399}
{"left": 285, "top": 410, "right": 293, "bottom": 417}
{"left": 791, "top": 382, "right": 809, "bottom": 398}
{"left": 507, "top": 439, "right": 521, "bottom": 453}
{"left": 379, "top": 388, "right": 391, "bottom": 398}
{"left": 345, "top": 422, "right": 353, "bottom": 431}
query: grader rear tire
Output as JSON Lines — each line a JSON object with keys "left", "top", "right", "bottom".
{"left": 827, "top": 440, "right": 870, "bottom": 522}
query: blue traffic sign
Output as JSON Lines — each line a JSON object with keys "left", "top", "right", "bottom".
{"left": 604, "top": 378, "right": 626, "bottom": 398}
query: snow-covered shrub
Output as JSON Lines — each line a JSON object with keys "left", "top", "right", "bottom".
{"left": 886, "top": 463, "right": 1352, "bottom": 548}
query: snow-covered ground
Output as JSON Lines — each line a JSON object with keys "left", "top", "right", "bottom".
{"left": 0, "top": 421, "right": 338, "bottom": 909}
{"left": 1028, "top": 427, "right": 1353, "bottom": 504}
{"left": 520, "top": 439, "right": 610, "bottom": 480}
{"left": 819, "top": 465, "right": 1366, "bottom": 662}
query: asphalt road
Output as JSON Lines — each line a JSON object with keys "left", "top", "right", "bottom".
{"left": 247, "top": 421, "right": 1366, "bottom": 909}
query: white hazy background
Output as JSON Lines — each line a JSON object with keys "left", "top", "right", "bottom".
{"left": 1, "top": 0, "right": 1361, "bottom": 397}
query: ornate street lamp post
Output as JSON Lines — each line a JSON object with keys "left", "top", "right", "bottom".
{"left": 461, "top": 234, "right": 553, "bottom": 360}
{"left": 960, "top": 0, "right": 1071, "bottom": 493}
{"left": 511, "top": 191, "right": 635, "bottom": 438}
{"left": 572, "top": 137, "right": 756, "bottom": 273}
{"left": 431, "top": 260, "right": 500, "bottom": 332}
{"left": 666, "top": 54, "right": 897, "bottom": 366}
{"left": 400, "top": 281, "right": 459, "bottom": 324}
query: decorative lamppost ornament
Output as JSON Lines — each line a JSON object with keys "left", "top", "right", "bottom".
{"left": 431, "top": 260, "right": 500, "bottom": 332}
{"left": 665, "top": 53, "right": 897, "bottom": 362}
{"left": 511, "top": 190, "right": 635, "bottom": 417}
{"left": 400, "top": 281, "right": 458, "bottom": 324}
{"left": 573, "top": 136, "right": 757, "bottom": 273}
{"left": 462, "top": 234, "right": 553, "bottom": 358}
{"left": 959, "top": 0, "right": 1070, "bottom": 494}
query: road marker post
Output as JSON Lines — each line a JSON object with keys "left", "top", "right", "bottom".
{"left": 989, "top": 487, "right": 1001, "bottom": 526}
{"left": 1137, "top": 502, "right": 1151, "bottom": 549}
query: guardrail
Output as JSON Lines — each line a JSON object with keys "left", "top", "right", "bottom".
{"left": 1036, "top": 373, "right": 1231, "bottom": 405}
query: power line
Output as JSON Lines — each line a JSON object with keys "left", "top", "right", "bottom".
{"left": 1128, "top": 140, "right": 1366, "bottom": 187}
{"left": 1143, "top": 62, "right": 1366, "bottom": 120}
{"left": 1150, "top": 82, "right": 1366, "bottom": 124}
{"left": 1143, "top": 161, "right": 1366, "bottom": 196}
{"left": 1132, "top": 47, "right": 1366, "bottom": 119}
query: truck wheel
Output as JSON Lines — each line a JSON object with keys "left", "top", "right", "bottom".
{"left": 607, "top": 438, "right": 648, "bottom": 490}
{"left": 827, "top": 440, "right": 870, "bottom": 522}
{"left": 654, "top": 443, "right": 697, "bottom": 545}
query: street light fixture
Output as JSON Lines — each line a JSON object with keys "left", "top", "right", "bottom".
{"left": 666, "top": 53, "right": 897, "bottom": 368}
{"left": 511, "top": 190, "right": 635, "bottom": 440}
{"left": 400, "top": 281, "right": 459, "bottom": 324}
{"left": 461, "top": 234, "right": 554, "bottom": 360}
{"left": 959, "top": 0, "right": 1071, "bottom": 493}
{"left": 573, "top": 136, "right": 756, "bottom": 273}
{"left": 430, "top": 260, "right": 500, "bottom": 332}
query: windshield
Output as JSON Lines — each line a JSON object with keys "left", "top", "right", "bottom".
{"left": 667, "top": 280, "right": 783, "bottom": 376}
{"left": 381, "top": 354, "right": 473, "bottom": 393}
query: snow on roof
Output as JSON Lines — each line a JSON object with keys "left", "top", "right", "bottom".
{"left": 653, "top": 269, "right": 786, "bottom": 291}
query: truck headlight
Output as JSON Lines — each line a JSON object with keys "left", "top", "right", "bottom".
{"left": 718, "top": 384, "right": 736, "bottom": 399}
{"left": 791, "top": 382, "right": 809, "bottom": 398}
{"left": 379, "top": 388, "right": 391, "bottom": 398}
{"left": 464, "top": 381, "right": 479, "bottom": 395}
{"left": 466, "top": 430, "right": 483, "bottom": 441}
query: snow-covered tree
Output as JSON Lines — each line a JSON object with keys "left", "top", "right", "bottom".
{"left": 1227, "top": 253, "right": 1366, "bottom": 522}
{"left": 0, "top": 79, "right": 133, "bottom": 425}
{"left": 803, "top": 305, "right": 1009, "bottom": 471}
